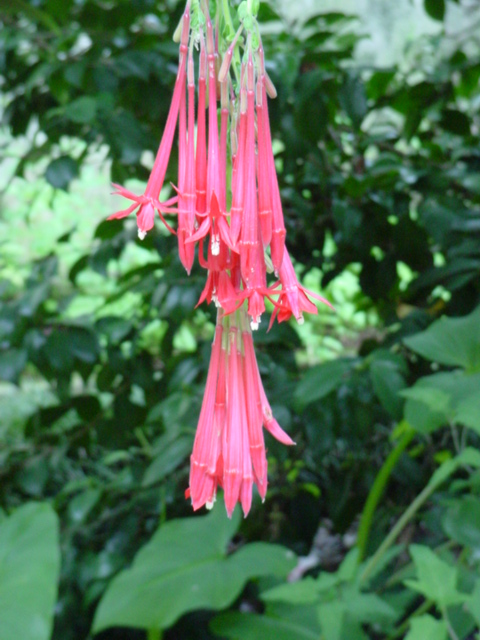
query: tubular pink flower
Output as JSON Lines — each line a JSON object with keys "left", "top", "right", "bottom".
{"left": 219, "top": 80, "right": 229, "bottom": 213}
{"left": 195, "top": 39, "right": 207, "bottom": 216}
{"left": 230, "top": 85, "right": 247, "bottom": 247}
{"left": 205, "top": 7, "right": 221, "bottom": 207}
{"left": 256, "top": 75, "right": 273, "bottom": 247}
{"left": 260, "top": 65, "right": 286, "bottom": 274}
{"left": 223, "top": 326, "right": 245, "bottom": 517}
{"left": 106, "top": 2, "right": 334, "bottom": 519}
{"left": 177, "top": 51, "right": 196, "bottom": 274}
{"left": 189, "top": 323, "right": 223, "bottom": 511}
{"left": 242, "top": 330, "right": 267, "bottom": 487}
{"left": 187, "top": 309, "right": 295, "bottom": 518}
{"left": 186, "top": 192, "right": 233, "bottom": 264}
{"left": 108, "top": 4, "right": 190, "bottom": 239}
{"left": 240, "top": 54, "right": 259, "bottom": 284}
{"left": 270, "top": 248, "right": 334, "bottom": 327}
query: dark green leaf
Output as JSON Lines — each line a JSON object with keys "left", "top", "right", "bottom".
{"left": 442, "top": 497, "right": 480, "bottom": 551}
{"left": 212, "top": 605, "right": 321, "bottom": 640}
{"left": 93, "top": 508, "right": 295, "bottom": 632}
{"left": 44, "top": 331, "right": 75, "bottom": 373}
{"left": 370, "top": 352, "right": 407, "bottom": 419}
{"left": 142, "top": 436, "right": 192, "bottom": 487}
{"left": 96, "top": 317, "right": 133, "bottom": 344}
{"left": 0, "top": 349, "right": 28, "bottom": 383}
{"left": 64, "top": 96, "right": 97, "bottom": 124}
{"left": 339, "top": 73, "right": 367, "bottom": 129}
{"left": 45, "top": 156, "right": 79, "bottom": 191}
{"left": 295, "top": 359, "right": 352, "bottom": 410}
{"left": 72, "top": 395, "right": 102, "bottom": 421}
{"left": 424, "top": 0, "right": 445, "bottom": 21}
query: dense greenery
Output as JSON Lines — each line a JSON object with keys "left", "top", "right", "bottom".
{"left": 1, "top": 0, "right": 480, "bottom": 639}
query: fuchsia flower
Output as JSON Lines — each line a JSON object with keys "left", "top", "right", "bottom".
{"left": 270, "top": 248, "right": 334, "bottom": 326}
{"left": 187, "top": 309, "right": 295, "bottom": 518}
{"left": 107, "top": 2, "right": 191, "bottom": 239}
{"left": 107, "top": 0, "right": 333, "bottom": 517}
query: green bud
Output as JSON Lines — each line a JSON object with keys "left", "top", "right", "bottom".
{"left": 238, "top": 1, "right": 248, "bottom": 22}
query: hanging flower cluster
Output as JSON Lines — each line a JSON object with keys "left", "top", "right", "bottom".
{"left": 108, "top": 0, "right": 332, "bottom": 517}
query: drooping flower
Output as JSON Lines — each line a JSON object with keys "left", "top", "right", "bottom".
{"left": 107, "top": 2, "right": 191, "bottom": 239}
{"left": 106, "top": 0, "right": 333, "bottom": 518}
{"left": 187, "top": 308, "right": 295, "bottom": 518}
{"left": 270, "top": 248, "right": 334, "bottom": 326}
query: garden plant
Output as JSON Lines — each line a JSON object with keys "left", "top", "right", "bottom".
{"left": 1, "top": 0, "right": 480, "bottom": 639}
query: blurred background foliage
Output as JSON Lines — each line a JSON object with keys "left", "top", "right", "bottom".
{"left": 1, "top": 0, "right": 480, "bottom": 638}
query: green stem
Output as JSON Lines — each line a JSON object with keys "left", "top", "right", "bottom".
{"left": 147, "top": 629, "right": 162, "bottom": 640}
{"left": 357, "top": 425, "right": 415, "bottom": 562}
{"left": 360, "top": 472, "right": 448, "bottom": 585}
{"left": 220, "top": 0, "right": 241, "bottom": 82}
{"left": 360, "top": 483, "right": 432, "bottom": 584}
{"left": 389, "top": 599, "right": 432, "bottom": 639}
{"left": 221, "top": 0, "right": 235, "bottom": 35}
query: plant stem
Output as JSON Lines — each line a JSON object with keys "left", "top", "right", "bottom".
{"left": 357, "top": 425, "right": 414, "bottom": 562}
{"left": 220, "top": 0, "right": 241, "bottom": 82}
{"left": 147, "top": 629, "right": 162, "bottom": 640}
{"left": 389, "top": 599, "right": 433, "bottom": 638}
{"left": 360, "top": 450, "right": 474, "bottom": 584}
{"left": 360, "top": 481, "right": 436, "bottom": 585}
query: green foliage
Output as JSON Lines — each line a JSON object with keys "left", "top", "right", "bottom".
{"left": 0, "top": 503, "right": 60, "bottom": 640}
{"left": 93, "top": 507, "right": 296, "bottom": 633}
{"left": 405, "top": 545, "right": 465, "bottom": 608}
{"left": 404, "top": 305, "right": 480, "bottom": 372}
{"left": 404, "top": 615, "right": 448, "bottom": 640}
{"left": 1, "top": 0, "right": 480, "bottom": 639}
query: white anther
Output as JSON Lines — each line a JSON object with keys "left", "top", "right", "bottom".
{"left": 250, "top": 316, "right": 260, "bottom": 331}
{"left": 211, "top": 234, "right": 220, "bottom": 256}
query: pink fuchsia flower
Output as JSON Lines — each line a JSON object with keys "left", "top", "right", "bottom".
{"left": 107, "top": 3, "right": 191, "bottom": 239}
{"left": 187, "top": 308, "right": 295, "bottom": 518}
{"left": 195, "top": 41, "right": 207, "bottom": 217}
{"left": 239, "top": 54, "right": 260, "bottom": 285}
{"left": 258, "top": 47, "right": 286, "bottom": 276}
{"left": 229, "top": 84, "right": 247, "bottom": 248}
{"left": 176, "top": 51, "right": 197, "bottom": 274}
{"left": 270, "top": 248, "right": 334, "bottom": 326}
